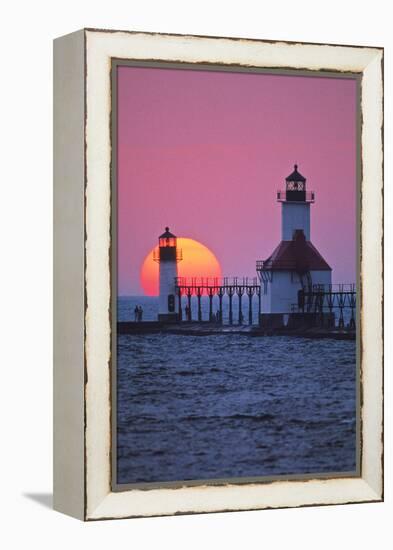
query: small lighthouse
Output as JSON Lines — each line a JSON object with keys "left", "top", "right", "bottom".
{"left": 154, "top": 227, "right": 182, "bottom": 322}
{"left": 257, "top": 165, "right": 332, "bottom": 326}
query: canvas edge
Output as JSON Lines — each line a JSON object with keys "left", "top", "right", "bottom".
{"left": 53, "top": 29, "right": 86, "bottom": 520}
{"left": 358, "top": 48, "right": 384, "bottom": 500}
{"left": 81, "top": 29, "right": 383, "bottom": 520}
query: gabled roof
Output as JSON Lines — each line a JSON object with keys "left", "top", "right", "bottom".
{"left": 286, "top": 164, "right": 306, "bottom": 183}
{"left": 262, "top": 230, "right": 331, "bottom": 272}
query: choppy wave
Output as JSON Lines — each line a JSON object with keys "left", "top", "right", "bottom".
{"left": 116, "top": 327, "right": 357, "bottom": 484}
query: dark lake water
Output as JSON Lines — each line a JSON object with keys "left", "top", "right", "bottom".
{"left": 116, "top": 297, "right": 357, "bottom": 485}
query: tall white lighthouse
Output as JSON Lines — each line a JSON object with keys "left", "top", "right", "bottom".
{"left": 257, "top": 165, "right": 332, "bottom": 326}
{"left": 154, "top": 227, "right": 182, "bottom": 322}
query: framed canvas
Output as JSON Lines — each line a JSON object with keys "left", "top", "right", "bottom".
{"left": 53, "top": 28, "right": 383, "bottom": 520}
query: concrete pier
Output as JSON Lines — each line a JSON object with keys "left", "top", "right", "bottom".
{"left": 117, "top": 321, "right": 355, "bottom": 340}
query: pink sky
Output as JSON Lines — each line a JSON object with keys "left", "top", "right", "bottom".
{"left": 117, "top": 65, "right": 357, "bottom": 295}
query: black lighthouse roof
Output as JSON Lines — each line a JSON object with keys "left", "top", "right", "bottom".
{"left": 286, "top": 164, "right": 306, "bottom": 183}
{"left": 159, "top": 226, "right": 176, "bottom": 239}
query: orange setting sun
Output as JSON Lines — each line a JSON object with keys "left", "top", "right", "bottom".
{"left": 140, "top": 238, "right": 222, "bottom": 296}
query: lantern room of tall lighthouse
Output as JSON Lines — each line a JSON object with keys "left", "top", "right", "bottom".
{"left": 257, "top": 165, "right": 332, "bottom": 323}
{"left": 154, "top": 227, "right": 182, "bottom": 322}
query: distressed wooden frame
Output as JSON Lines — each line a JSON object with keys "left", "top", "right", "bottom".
{"left": 53, "top": 28, "right": 383, "bottom": 521}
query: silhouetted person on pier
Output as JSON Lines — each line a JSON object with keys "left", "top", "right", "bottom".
{"left": 134, "top": 305, "right": 139, "bottom": 322}
{"left": 138, "top": 305, "right": 143, "bottom": 322}
{"left": 216, "top": 309, "right": 221, "bottom": 324}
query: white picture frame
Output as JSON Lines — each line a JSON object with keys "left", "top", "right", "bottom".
{"left": 53, "top": 28, "right": 383, "bottom": 520}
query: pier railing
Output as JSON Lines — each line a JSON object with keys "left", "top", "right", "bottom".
{"left": 308, "top": 283, "right": 356, "bottom": 293}
{"left": 175, "top": 276, "right": 259, "bottom": 288}
{"left": 175, "top": 276, "right": 261, "bottom": 325}
{"left": 174, "top": 278, "right": 356, "bottom": 328}
{"left": 296, "top": 283, "right": 356, "bottom": 329}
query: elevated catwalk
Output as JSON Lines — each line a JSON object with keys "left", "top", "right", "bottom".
{"left": 175, "top": 276, "right": 261, "bottom": 325}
